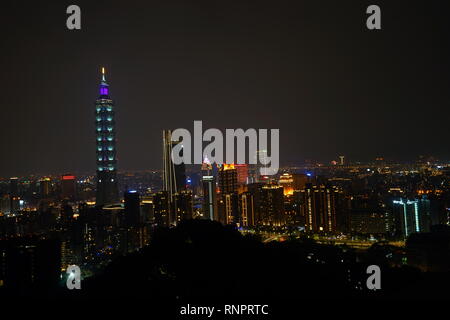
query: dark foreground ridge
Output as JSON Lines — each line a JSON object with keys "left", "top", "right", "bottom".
{"left": 2, "top": 220, "right": 450, "bottom": 302}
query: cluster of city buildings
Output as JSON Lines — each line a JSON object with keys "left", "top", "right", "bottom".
{"left": 0, "top": 70, "right": 449, "bottom": 291}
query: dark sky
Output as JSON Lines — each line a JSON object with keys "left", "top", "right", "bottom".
{"left": 1, "top": 0, "right": 449, "bottom": 177}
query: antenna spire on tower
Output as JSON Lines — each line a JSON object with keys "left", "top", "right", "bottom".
{"left": 101, "top": 67, "right": 106, "bottom": 82}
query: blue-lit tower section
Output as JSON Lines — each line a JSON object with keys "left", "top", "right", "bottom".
{"left": 95, "top": 68, "right": 119, "bottom": 206}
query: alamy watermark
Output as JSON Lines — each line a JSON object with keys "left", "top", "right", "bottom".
{"left": 170, "top": 121, "right": 279, "bottom": 175}
{"left": 66, "top": 265, "right": 81, "bottom": 290}
{"left": 366, "top": 265, "right": 381, "bottom": 290}
{"left": 67, "top": 5, "right": 381, "bottom": 31}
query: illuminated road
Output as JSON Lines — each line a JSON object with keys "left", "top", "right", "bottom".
{"left": 253, "top": 231, "right": 405, "bottom": 249}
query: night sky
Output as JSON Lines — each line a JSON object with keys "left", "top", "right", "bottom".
{"left": 1, "top": 1, "right": 449, "bottom": 177}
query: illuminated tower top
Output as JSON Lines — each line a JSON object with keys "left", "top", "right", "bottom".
{"left": 99, "top": 67, "right": 109, "bottom": 97}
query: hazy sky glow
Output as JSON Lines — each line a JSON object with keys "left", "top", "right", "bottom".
{"left": 1, "top": 0, "right": 449, "bottom": 176}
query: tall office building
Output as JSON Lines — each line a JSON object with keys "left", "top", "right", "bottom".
{"left": 153, "top": 191, "right": 170, "bottom": 226}
{"left": 202, "top": 175, "right": 217, "bottom": 220}
{"left": 218, "top": 164, "right": 238, "bottom": 194}
{"left": 201, "top": 158, "right": 217, "bottom": 221}
{"left": 390, "top": 198, "right": 431, "bottom": 238}
{"left": 279, "top": 173, "right": 308, "bottom": 196}
{"left": 260, "top": 185, "right": 285, "bottom": 226}
{"left": 174, "top": 190, "right": 194, "bottom": 223}
{"left": 61, "top": 174, "right": 76, "bottom": 200}
{"left": 163, "top": 130, "right": 186, "bottom": 198}
{"left": 300, "top": 184, "right": 340, "bottom": 233}
{"left": 123, "top": 190, "right": 142, "bottom": 253}
{"left": 217, "top": 164, "right": 239, "bottom": 224}
{"left": 162, "top": 130, "right": 186, "bottom": 225}
{"left": 279, "top": 173, "right": 294, "bottom": 196}
{"left": 239, "top": 192, "right": 255, "bottom": 226}
{"left": 246, "top": 182, "right": 265, "bottom": 225}
{"left": 39, "top": 178, "right": 51, "bottom": 198}
{"left": 95, "top": 68, "right": 119, "bottom": 206}
{"left": 124, "top": 190, "right": 141, "bottom": 227}
{"left": 218, "top": 193, "right": 239, "bottom": 225}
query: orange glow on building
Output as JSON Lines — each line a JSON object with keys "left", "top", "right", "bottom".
{"left": 417, "top": 189, "right": 442, "bottom": 195}
{"left": 283, "top": 187, "right": 294, "bottom": 196}
{"left": 279, "top": 173, "right": 294, "bottom": 196}
{"left": 223, "top": 163, "right": 235, "bottom": 170}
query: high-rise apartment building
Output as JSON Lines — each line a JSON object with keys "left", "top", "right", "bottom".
{"left": 390, "top": 198, "right": 431, "bottom": 238}
{"left": 300, "top": 184, "right": 340, "bottom": 233}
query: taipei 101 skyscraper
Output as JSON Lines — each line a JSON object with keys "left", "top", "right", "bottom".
{"left": 95, "top": 68, "right": 119, "bottom": 206}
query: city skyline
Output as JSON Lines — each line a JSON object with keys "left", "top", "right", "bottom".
{"left": 2, "top": 1, "right": 450, "bottom": 308}
{"left": 1, "top": 1, "right": 450, "bottom": 177}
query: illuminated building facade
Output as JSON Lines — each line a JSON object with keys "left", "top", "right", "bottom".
{"left": 61, "top": 174, "right": 76, "bottom": 200}
{"left": 39, "top": 178, "right": 51, "bottom": 198}
{"left": 217, "top": 164, "right": 239, "bottom": 224}
{"left": 218, "top": 193, "right": 238, "bottom": 225}
{"left": 95, "top": 68, "right": 119, "bottom": 206}
{"left": 391, "top": 198, "right": 431, "bottom": 238}
{"left": 218, "top": 164, "right": 237, "bottom": 194}
{"left": 162, "top": 130, "right": 187, "bottom": 225}
{"left": 279, "top": 173, "right": 294, "bottom": 196}
{"left": 153, "top": 191, "right": 170, "bottom": 226}
{"left": 174, "top": 190, "right": 194, "bottom": 222}
{"left": 163, "top": 130, "right": 186, "bottom": 198}
{"left": 201, "top": 158, "right": 218, "bottom": 221}
{"left": 239, "top": 192, "right": 255, "bottom": 226}
{"left": 300, "top": 184, "right": 339, "bottom": 233}
{"left": 260, "top": 185, "right": 285, "bottom": 226}
{"left": 202, "top": 175, "right": 217, "bottom": 221}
